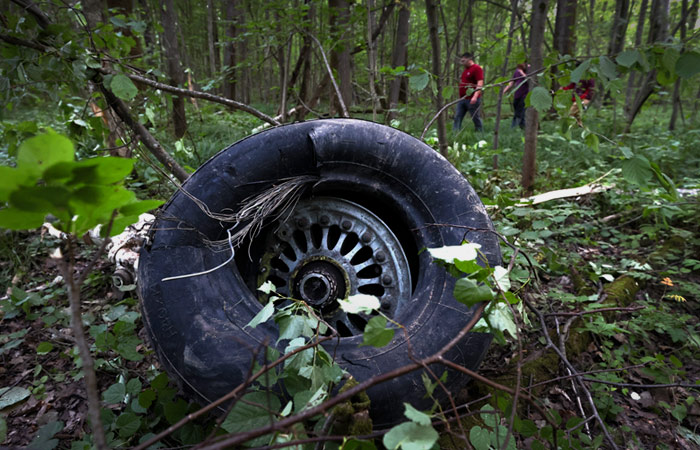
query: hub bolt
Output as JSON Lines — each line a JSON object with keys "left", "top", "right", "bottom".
{"left": 361, "top": 232, "right": 372, "bottom": 243}
{"left": 341, "top": 220, "right": 352, "bottom": 231}
{"left": 382, "top": 275, "right": 392, "bottom": 285}
{"left": 375, "top": 251, "right": 386, "bottom": 262}
{"left": 296, "top": 217, "right": 310, "bottom": 229}
{"left": 320, "top": 215, "right": 330, "bottom": 226}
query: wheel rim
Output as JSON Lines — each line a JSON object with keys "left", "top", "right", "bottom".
{"left": 257, "top": 197, "right": 412, "bottom": 337}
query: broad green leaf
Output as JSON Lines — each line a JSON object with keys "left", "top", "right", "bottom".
{"left": 36, "top": 342, "right": 53, "bottom": 354}
{"left": 9, "top": 186, "right": 70, "bottom": 212}
{"left": 341, "top": 439, "right": 378, "bottom": 450}
{"left": 0, "top": 386, "right": 31, "bottom": 409}
{"left": 454, "top": 278, "right": 494, "bottom": 307}
{"left": 403, "top": 403, "right": 432, "bottom": 426}
{"left": 126, "top": 378, "right": 142, "bottom": 396}
{"left": 28, "top": 421, "right": 63, "bottom": 450}
{"left": 246, "top": 301, "right": 275, "bottom": 329}
{"left": 428, "top": 243, "right": 481, "bottom": 264}
{"left": 661, "top": 47, "right": 680, "bottom": 75}
{"left": 338, "top": 294, "right": 380, "bottom": 315}
{"left": 362, "top": 316, "right": 395, "bottom": 347}
{"left": 0, "top": 166, "right": 34, "bottom": 203}
{"left": 138, "top": 389, "right": 156, "bottom": 409}
{"left": 570, "top": 59, "right": 592, "bottom": 83}
{"left": 0, "top": 208, "right": 45, "bottom": 230}
{"left": 598, "top": 56, "right": 618, "bottom": 81}
{"left": 102, "top": 382, "right": 126, "bottom": 404}
{"left": 69, "top": 157, "right": 135, "bottom": 186}
{"left": 675, "top": 52, "right": 700, "bottom": 78}
{"left": 492, "top": 266, "right": 511, "bottom": 292}
{"left": 116, "top": 412, "right": 141, "bottom": 438}
{"left": 469, "top": 426, "right": 491, "bottom": 449}
{"left": 163, "top": 398, "right": 188, "bottom": 424}
{"left": 0, "top": 417, "right": 6, "bottom": 443}
{"left": 621, "top": 155, "right": 653, "bottom": 186}
{"left": 616, "top": 50, "right": 640, "bottom": 67}
{"left": 409, "top": 72, "right": 430, "bottom": 91}
{"left": 585, "top": 132, "right": 599, "bottom": 152}
{"left": 529, "top": 86, "right": 552, "bottom": 113}
{"left": 221, "top": 392, "right": 281, "bottom": 447}
{"left": 257, "top": 280, "right": 276, "bottom": 294}
{"left": 484, "top": 302, "right": 518, "bottom": 338}
{"left": 110, "top": 74, "right": 138, "bottom": 101}
{"left": 383, "top": 421, "right": 439, "bottom": 450}
{"left": 17, "top": 133, "right": 74, "bottom": 178}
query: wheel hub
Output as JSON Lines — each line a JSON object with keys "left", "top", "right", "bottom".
{"left": 257, "top": 197, "right": 411, "bottom": 336}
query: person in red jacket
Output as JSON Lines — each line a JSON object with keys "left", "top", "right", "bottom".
{"left": 562, "top": 78, "right": 594, "bottom": 125}
{"left": 453, "top": 51, "right": 484, "bottom": 132}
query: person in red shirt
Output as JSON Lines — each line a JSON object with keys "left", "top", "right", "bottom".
{"left": 453, "top": 51, "right": 484, "bottom": 132}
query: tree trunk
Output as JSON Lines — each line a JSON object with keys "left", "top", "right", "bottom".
{"left": 387, "top": 0, "right": 411, "bottom": 122}
{"left": 161, "top": 0, "right": 187, "bottom": 138}
{"left": 222, "top": 0, "right": 238, "bottom": 100}
{"left": 608, "top": 0, "right": 631, "bottom": 57}
{"left": 522, "top": 0, "right": 549, "bottom": 192}
{"left": 669, "top": 0, "right": 688, "bottom": 130}
{"left": 425, "top": 0, "right": 448, "bottom": 157}
{"left": 625, "top": 0, "right": 670, "bottom": 132}
{"left": 367, "top": 0, "right": 379, "bottom": 121}
{"left": 493, "top": 0, "right": 520, "bottom": 169}
{"left": 206, "top": 0, "right": 220, "bottom": 79}
{"left": 553, "top": 0, "right": 577, "bottom": 56}
{"left": 329, "top": 0, "right": 353, "bottom": 115}
{"left": 624, "top": 0, "right": 648, "bottom": 117}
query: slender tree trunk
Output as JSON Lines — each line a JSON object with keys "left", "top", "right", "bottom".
{"left": 295, "top": 1, "right": 316, "bottom": 121}
{"left": 367, "top": 0, "right": 379, "bottom": 120}
{"left": 669, "top": 0, "right": 687, "bottom": 130}
{"left": 624, "top": 0, "right": 648, "bottom": 117}
{"left": 329, "top": 0, "right": 353, "bottom": 115}
{"left": 522, "top": 0, "right": 549, "bottom": 192}
{"left": 553, "top": 0, "right": 577, "bottom": 56}
{"left": 161, "top": 0, "right": 187, "bottom": 138}
{"left": 223, "top": 0, "right": 237, "bottom": 100}
{"left": 608, "top": 0, "right": 631, "bottom": 57}
{"left": 625, "top": 0, "right": 670, "bottom": 132}
{"left": 387, "top": 0, "right": 411, "bottom": 122}
{"left": 206, "top": 0, "right": 220, "bottom": 79}
{"left": 493, "top": 0, "right": 520, "bottom": 169}
{"left": 425, "top": 0, "right": 448, "bottom": 157}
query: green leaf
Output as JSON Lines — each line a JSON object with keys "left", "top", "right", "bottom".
{"left": 621, "top": 155, "right": 653, "bottom": 186}
{"left": 598, "top": 56, "right": 618, "bottom": 81}
{"left": 409, "top": 72, "right": 430, "bottom": 91}
{"left": 0, "top": 166, "right": 34, "bottom": 203}
{"left": 428, "top": 243, "right": 481, "bottom": 264}
{"left": 27, "top": 421, "right": 63, "bottom": 450}
{"left": 0, "top": 208, "right": 45, "bottom": 230}
{"left": 483, "top": 302, "right": 518, "bottom": 339}
{"left": 338, "top": 294, "right": 380, "bottom": 315}
{"left": 221, "top": 392, "right": 281, "bottom": 447}
{"left": 17, "top": 133, "right": 74, "bottom": 178}
{"left": 383, "top": 421, "right": 439, "bottom": 450}
{"left": 163, "top": 398, "right": 188, "bottom": 424}
{"left": 362, "top": 316, "right": 395, "bottom": 347}
{"left": 116, "top": 412, "right": 141, "bottom": 438}
{"left": 492, "top": 266, "right": 511, "bottom": 292}
{"left": 138, "top": 389, "right": 156, "bottom": 409}
{"left": 404, "top": 403, "right": 432, "bottom": 426}
{"left": 246, "top": 301, "right": 275, "bottom": 329}
{"left": 36, "top": 342, "right": 53, "bottom": 355}
{"left": 0, "top": 386, "right": 31, "bottom": 409}
{"left": 675, "top": 51, "right": 700, "bottom": 79}
{"left": 454, "top": 278, "right": 494, "bottom": 307}
{"left": 529, "top": 86, "right": 552, "bottom": 113}
{"left": 341, "top": 439, "right": 378, "bottom": 450}
{"left": 69, "top": 157, "right": 135, "bottom": 186}
{"left": 585, "top": 132, "right": 599, "bottom": 151}
{"left": 126, "top": 378, "right": 142, "bottom": 396}
{"left": 9, "top": 186, "right": 70, "bottom": 212}
{"left": 110, "top": 74, "right": 138, "bottom": 101}
{"left": 469, "top": 426, "right": 491, "bottom": 449}
{"left": 570, "top": 59, "right": 592, "bottom": 83}
{"left": 102, "top": 382, "right": 126, "bottom": 404}
{"left": 616, "top": 50, "right": 640, "bottom": 68}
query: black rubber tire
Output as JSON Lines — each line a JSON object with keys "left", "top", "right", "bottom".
{"left": 138, "top": 119, "right": 501, "bottom": 427}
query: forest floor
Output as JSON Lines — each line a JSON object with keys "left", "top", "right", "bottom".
{"left": 1, "top": 191, "right": 699, "bottom": 449}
